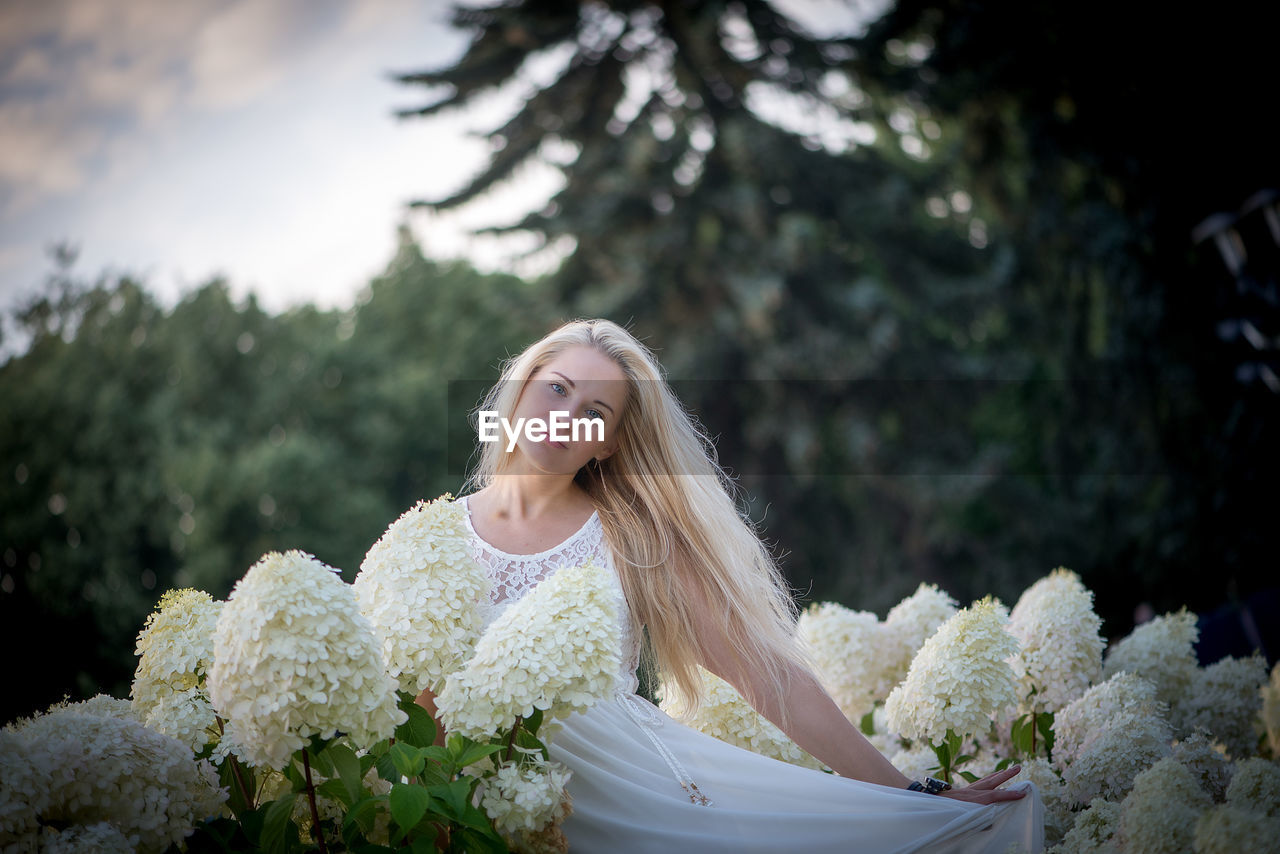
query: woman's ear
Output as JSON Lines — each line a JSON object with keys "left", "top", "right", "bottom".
{"left": 595, "top": 445, "right": 618, "bottom": 462}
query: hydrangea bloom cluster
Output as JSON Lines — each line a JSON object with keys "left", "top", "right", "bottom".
{"left": 1175, "top": 654, "right": 1268, "bottom": 758}
{"left": 207, "top": 550, "right": 406, "bottom": 769}
{"left": 1060, "top": 717, "right": 1174, "bottom": 808}
{"left": 797, "top": 602, "right": 890, "bottom": 722}
{"left": 0, "top": 729, "right": 45, "bottom": 847}
{"left": 39, "top": 822, "right": 134, "bottom": 854}
{"left": 884, "top": 597, "right": 1019, "bottom": 745}
{"left": 1170, "top": 729, "right": 1233, "bottom": 802}
{"left": 480, "top": 758, "right": 573, "bottom": 841}
{"left": 1101, "top": 610, "right": 1198, "bottom": 715}
{"left": 659, "top": 667, "right": 825, "bottom": 771}
{"left": 1007, "top": 568, "right": 1105, "bottom": 714}
{"left": 436, "top": 561, "right": 621, "bottom": 739}
{"left": 3, "top": 698, "right": 226, "bottom": 853}
{"left": 353, "top": 495, "right": 490, "bottom": 694}
{"left": 1224, "top": 758, "right": 1280, "bottom": 817}
{"left": 881, "top": 583, "right": 959, "bottom": 689}
{"left": 1115, "top": 758, "right": 1210, "bottom": 854}
{"left": 1053, "top": 672, "right": 1168, "bottom": 765}
{"left": 1012, "top": 758, "right": 1071, "bottom": 843}
{"left": 131, "top": 588, "right": 223, "bottom": 752}
{"left": 1050, "top": 797, "right": 1121, "bottom": 854}
{"left": 1194, "top": 805, "right": 1280, "bottom": 854}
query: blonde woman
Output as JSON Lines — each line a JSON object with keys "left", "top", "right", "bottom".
{"left": 424, "top": 319, "right": 1043, "bottom": 852}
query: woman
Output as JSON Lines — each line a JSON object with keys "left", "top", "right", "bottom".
{"left": 421, "top": 319, "right": 1044, "bottom": 852}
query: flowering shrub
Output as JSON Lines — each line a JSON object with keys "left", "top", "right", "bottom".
{"left": 131, "top": 587, "right": 223, "bottom": 752}
{"left": 435, "top": 560, "right": 622, "bottom": 740}
{"left": 658, "top": 666, "right": 826, "bottom": 771}
{"left": 798, "top": 602, "right": 890, "bottom": 722}
{"left": 354, "top": 494, "right": 490, "bottom": 694}
{"left": 208, "top": 550, "right": 406, "bottom": 769}
{"left": 2, "top": 697, "right": 226, "bottom": 853}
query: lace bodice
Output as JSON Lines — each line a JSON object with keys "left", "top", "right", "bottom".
{"left": 459, "top": 496, "right": 641, "bottom": 692}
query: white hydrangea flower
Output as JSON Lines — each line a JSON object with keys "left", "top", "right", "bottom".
{"left": 1117, "top": 757, "right": 1211, "bottom": 854}
{"left": 1054, "top": 672, "right": 1168, "bottom": 766}
{"left": 353, "top": 495, "right": 490, "bottom": 694}
{"left": 1060, "top": 711, "right": 1172, "bottom": 807}
{"left": 659, "top": 667, "right": 825, "bottom": 771}
{"left": 1102, "top": 609, "right": 1198, "bottom": 715}
{"left": 436, "top": 561, "right": 621, "bottom": 739}
{"left": 7, "top": 700, "right": 226, "bottom": 854}
{"left": 40, "top": 822, "right": 134, "bottom": 853}
{"left": 1262, "top": 661, "right": 1280, "bottom": 757}
{"left": 207, "top": 550, "right": 406, "bottom": 769}
{"left": 882, "top": 583, "right": 959, "bottom": 689}
{"left": 1012, "top": 758, "right": 1070, "bottom": 845}
{"left": 889, "top": 744, "right": 940, "bottom": 783}
{"left": 480, "top": 758, "right": 573, "bottom": 840}
{"left": 1175, "top": 654, "right": 1268, "bottom": 757}
{"left": 1007, "top": 568, "right": 1105, "bottom": 714}
{"left": 797, "top": 602, "right": 893, "bottom": 722}
{"left": 1194, "top": 805, "right": 1280, "bottom": 854}
{"left": 0, "top": 729, "right": 45, "bottom": 849}
{"left": 1052, "top": 798, "right": 1122, "bottom": 854}
{"left": 1224, "top": 757, "right": 1280, "bottom": 817}
{"left": 1171, "top": 729, "right": 1232, "bottom": 802}
{"left": 884, "top": 597, "right": 1019, "bottom": 745}
{"left": 131, "top": 588, "right": 223, "bottom": 752}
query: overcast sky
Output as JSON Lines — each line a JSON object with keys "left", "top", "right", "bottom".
{"left": 0, "top": 0, "right": 863, "bottom": 335}
{"left": 0, "top": 0, "right": 574, "bottom": 326}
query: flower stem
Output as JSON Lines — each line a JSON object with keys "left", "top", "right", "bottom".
{"left": 215, "top": 715, "right": 254, "bottom": 810}
{"left": 1030, "top": 712, "right": 1037, "bottom": 756}
{"left": 504, "top": 716, "right": 524, "bottom": 764}
{"left": 302, "top": 749, "right": 329, "bottom": 854}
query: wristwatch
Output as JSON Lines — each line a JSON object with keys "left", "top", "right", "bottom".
{"left": 907, "top": 776, "right": 952, "bottom": 795}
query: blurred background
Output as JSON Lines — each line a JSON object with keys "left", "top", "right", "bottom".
{"left": 2, "top": 0, "right": 1277, "bottom": 725}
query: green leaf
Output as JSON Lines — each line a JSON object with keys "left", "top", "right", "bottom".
{"left": 1036, "top": 711, "right": 1056, "bottom": 756}
{"left": 396, "top": 697, "right": 439, "bottom": 748}
{"left": 428, "top": 778, "right": 474, "bottom": 821}
{"left": 455, "top": 826, "right": 510, "bottom": 854}
{"left": 959, "top": 770, "right": 979, "bottom": 783}
{"left": 376, "top": 751, "right": 400, "bottom": 783}
{"left": 218, "top": 756, "right": 257, "bottom": 816}
{"left": 859, "top": 710, "right": 876, "bottom": 736}
{"left": 409, "top": 836, "right": 438, "bottom": 854}
{"left": 327, "top": 741, "right": 364, "bottom": 805}
{"left": 389, "top": 782, "right": 432, "bottom": 832}
{"left": 315, "top": 778, "right": 351, "bottom": 807}
{"left": 1010, "top": 715, "right": 1034, "bottom": 756}
{"left": 342, "top": 795, "right": 384, "bottom": 844}
{"left": 390, "top": 743, "right": 427, "bottom": 780}
{"left": 995, "top": 757, "right": 1015, "bottom": 772}
{"left": 454, "top": 741, "right": 503, "bottom": 770}
{"left": 261, "top": 794, "right": 298, "bottom": 854}
{"left": 306, "top": 739, "right": 336, "bottom": 777}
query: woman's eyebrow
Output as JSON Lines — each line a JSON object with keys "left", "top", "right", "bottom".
{"left": 551, "top": 371, "right": 615, "bottom": 415}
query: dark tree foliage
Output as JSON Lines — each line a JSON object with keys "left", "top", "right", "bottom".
{"left": 395, "top": 0, "right": 1277, "bottom": 651}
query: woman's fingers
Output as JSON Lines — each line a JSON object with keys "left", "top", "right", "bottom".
{"left": 966, "top": 765, "right": 1022, "bottom": 790}
{"left": 935, "top": 766, "right": 1027, "bottom": 804}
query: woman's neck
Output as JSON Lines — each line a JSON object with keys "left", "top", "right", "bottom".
{"left": 475, "top": 473, "right": 592, "bottom": 524}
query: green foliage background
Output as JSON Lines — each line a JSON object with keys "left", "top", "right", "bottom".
{"left": 2, "top": 0, "right": 1276, "bottom": 725}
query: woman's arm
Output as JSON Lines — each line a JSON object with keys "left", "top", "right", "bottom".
{"left": 690, "top": 598, "right": 1025, "bottom": 803}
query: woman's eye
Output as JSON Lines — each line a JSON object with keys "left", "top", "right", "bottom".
{"left": 550, "top": 382, "right": 565, "bottom": 395}
{"left": 585, "top": 408, "right": 603, "bottom": 421}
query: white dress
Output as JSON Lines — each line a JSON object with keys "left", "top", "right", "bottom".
{"left": 460, "top": 497, "right": 1045, "bottom": 853}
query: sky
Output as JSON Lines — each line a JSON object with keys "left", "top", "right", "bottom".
{"left": 0, "top": 0, "right": 865, "bottom": 339}
{"left": 0, "top": 0, "right": 569, "bottom": 329}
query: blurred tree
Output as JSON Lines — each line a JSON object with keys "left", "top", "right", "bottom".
{"left": 0, "top": 231, "right": 552, "bottom": 722}
{"left": 395, "top": 0, "right": 1276, "bottom": 642}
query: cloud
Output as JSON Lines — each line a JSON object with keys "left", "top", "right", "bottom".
{"left": 0, "top": 0, "right": 368, "bottom": 220}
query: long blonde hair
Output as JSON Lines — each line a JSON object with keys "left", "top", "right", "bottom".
{"left": 466, "top": 319, "right": 807, "bottom": 714}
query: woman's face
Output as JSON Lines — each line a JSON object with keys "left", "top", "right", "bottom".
{"left": 506, "top": 345, "right": 628, "bottom": 476}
